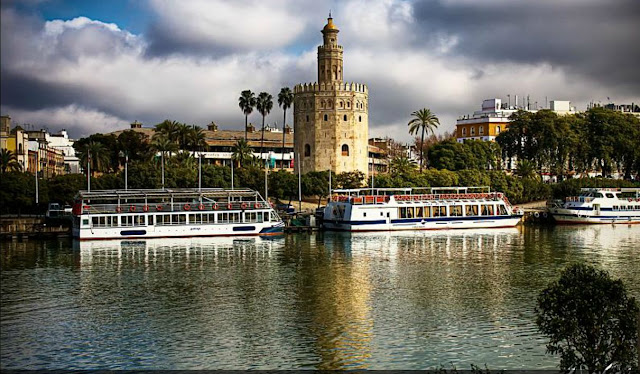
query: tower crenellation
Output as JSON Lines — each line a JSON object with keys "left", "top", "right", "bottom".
{"left": 294, "top": 15, "right": 369, "bottom": 176}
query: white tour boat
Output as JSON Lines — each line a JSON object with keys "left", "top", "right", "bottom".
{"left": 72, "top": 188, "right": 284, "bottom": 240}
{"left": 548, "top": 187, "right": 640, "bottom": 224}
{"left": 323, "top": 187, "right": 523, "bottom": 231}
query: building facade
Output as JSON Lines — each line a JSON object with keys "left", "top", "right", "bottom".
{"left": 456, "top": 98, "right": 576, "bottom": 143}
{"left": 294, "top": 16, "right": 369, "bottom": 176}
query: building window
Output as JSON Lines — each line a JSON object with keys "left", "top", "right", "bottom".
{"left": 496, "top": 126, "right": 501, "bottom": 134}
{"left": 479, "top": 126, "right": 484, "bottom": 135}
{"left": 462, "top": 128, "right": 467, "bottom": 136}
{"left": 359, "top": 116, "right": 362, "bottom": 122}
{"left": 341, "top": 144, "right": 349, "bottom": 156}
{"left": 343, "top": 114, "right": 347, "bottom": 121}
{"left": 471, "top": 127, "right": 475, "bottom": 135}
{"left": 324, "top": 114, "right": 328, "bottom": 121}
{"left": 304, "top": 144, "right": 311, "bottom": 157}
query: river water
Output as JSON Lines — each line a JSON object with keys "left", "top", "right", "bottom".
{"left": 1, "top": 225, "right": 639, "bottom": 370}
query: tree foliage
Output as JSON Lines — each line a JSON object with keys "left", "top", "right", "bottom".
{"left": 535, "top": 264, "right": 638, "bottom": 373}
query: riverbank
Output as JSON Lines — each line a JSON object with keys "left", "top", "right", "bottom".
{"left": 0, "top": 216, "right": 71, "bottom": 240}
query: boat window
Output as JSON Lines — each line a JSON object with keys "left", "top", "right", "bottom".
{"left": 481, "top": 205, "right": 494, "bottom": 216}
{"left": 92, "top": 217, "right": 99, "bottom": 226}
{"left": 465, "top": 205, "right": 478, "bottom": 216}
{"left": 594, "top": 193, "right": 603, "bottom": 198}
{"left": 270, "top": 212, "right": 278, "bottom": 222}
{"left": 219, "top": 212, "right": 229, "bottom": 223}
{"left": 450, "top": 205, "right": 462, "bottom": 217}
{"left": 230, "top": 213, "right": 241, "bottom": 223}
{"left": 82, "top": 219, "right": 89, "bottom": 226}
{"left": 606, "top": 193, "right": 614, "bottom": 198}
{"left": 416, "top": 206, "right": 423, "bottom": 218}
{"left": 423, "top": 206, "right": 432, "bottom": 217}
{"left": 406, "top": 207, "right": 414, "bottom": 218}
{"left": 433, "top": 206, "right": 446, "bottom": 217}
{"left": 399, "top": 207, "right": 407, "bottom": 218}
{"left": 498, "top": 205, "right": 508, "bottom": 215}
{"left": 147, "top": 215, "right": 153, "bottom": 225}
{"left": 613, "top": 205, "right": 619, "bottom": 210}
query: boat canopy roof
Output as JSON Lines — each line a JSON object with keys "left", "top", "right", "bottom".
{"left": 76, "top": 188, "right": 262, "bottom": 201}
{"left": 332, "top": 186, "right": 491, "bottom": 195}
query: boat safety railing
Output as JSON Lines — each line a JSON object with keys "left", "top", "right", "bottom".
{"left": 566, "top": 196, "right": 594, "bottom": 203}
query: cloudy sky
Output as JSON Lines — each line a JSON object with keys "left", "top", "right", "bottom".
{"left": 1, "top": 0, "right": 639, "bottom": 141}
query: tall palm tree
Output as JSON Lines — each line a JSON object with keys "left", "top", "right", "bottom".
{"left": 231, "top": 138, "right": 253, "bottom": 168}
{"left": 239, "top": 90, "right": 256, "bottom": 141}
{"left": 278, "top": 87, "right": 294, "bottom": 169}
{"left": 175, "top": 122, "right": 192, "bottom": 149}
{"left": 78, "top": 142, "right": 110, "bottom": 176}
{"left": 0, "top": 149, "right": 22, "bottom": 173}
{"left": 256, "top": 91, "right": 273, "bottom": 166}
{"left": 408, "top": 108, "right": 440, "bottom": 172}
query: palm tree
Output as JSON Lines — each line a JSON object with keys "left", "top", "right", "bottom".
{"left": 239, "top": 90, "right": 256, "bottom": 141}
{"left": 152, "top": 134, "right": 179, "bottom": 189}
{"left": 155, "top": 120, "right": 180, "bottom": 143}
{"left": 187, "top": 125, "right": 207, "bottom": 152}
{"left": 408, "top": 108, "right": 440, "bottom": 172}
{"left": 77, "top": 142, "right": 110, "bottom": 176}
{"left": 231, "top": 138, "right": 253, "bottom": 168}
{"left": 278, "top": 87, "right": 294, "bottom": 169}
{"left": 0, "top": 149, "right": 22, "bottom": 173}
{"left": 516, "top": 160, "right": 540, "bottom": 180}
{"left": 389, "top": 155, "right": 416, "bottom": 176}
{"left": 256, "top": 91, "right": 273, "bottom": 166}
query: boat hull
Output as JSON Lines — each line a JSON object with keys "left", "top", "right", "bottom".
{"left": 324, "top": 216, "right": 522, "bottom": 232}
{"left": 73, "top": 222, "right": 285, "bottom": 240}
{"left": 550, "top": 211, "right": 640, "bottom": 224}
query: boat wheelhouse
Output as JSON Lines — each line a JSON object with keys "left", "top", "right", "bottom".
{"left": 72, "top": 188, "right": 284, "bottom": 240}
{"left": 323, "top": 187, "right": 523, "bottom": 231}
{"left": 548, "top": 188, "right": 640, "bottom": 224}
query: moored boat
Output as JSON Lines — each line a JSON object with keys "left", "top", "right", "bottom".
{"left": 72, "top": 188, "right": 284, "bottom": 240}
{"left": 548, "top": 188, "right": 640, "bottom": 224}
{"left": 323, "top": 187, "right": 523, "bottom": 231}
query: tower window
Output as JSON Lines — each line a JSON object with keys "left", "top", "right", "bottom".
{"left": 341, "top": 144, "right": 349, "bottom": 156}
{"left": 343, "top": 115, "right": 347, "bottom": 121}
{"left": 306, "top": 115, "right": 310, "bottom": 122}
{"left": 324, "top": 114, "right": 328, "bottom": 121}
{"left": 347, "top": 102, "right": 351, "bottom": 108}
{"left": 359, "top": 116, "right": 362, "bottom": 122}
{"left": 304, "top": 144, "right": 311, "bottom": 157}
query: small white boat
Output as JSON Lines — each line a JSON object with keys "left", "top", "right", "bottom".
{"left": 323, "top": 187, "right": 523, "bottom": 232}
{"left": 71, "top": 188, "right": 284, "bottom": 240}
{"left": 548, "top": 187, "right": 640, "bottom": 224}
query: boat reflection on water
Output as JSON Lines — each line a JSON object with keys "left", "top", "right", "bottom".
{"left": 322, "top": 227, "right": 522, "bottom": 259}
{"left": 74, "top": 236, "right": 285, "bottom": 266}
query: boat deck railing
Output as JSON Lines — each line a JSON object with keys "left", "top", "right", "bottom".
{"left": 77, "top": 200, "right": 273, "bottom": 215}
{"left": 333, "top": 192, "right": 507, "bottom": 205}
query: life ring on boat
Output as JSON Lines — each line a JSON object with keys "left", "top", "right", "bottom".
{"left": 254, "top": 203, "right": 260, "bottom": 209}
{"left": 183, "top": 204, "right": 191, "bottom": 211}
{"left": 534, "top": 212, "right": 540, "bottom": 218}
{"left": 142, "top": 205, "right": 149, "bottom": 212}
{"left": 198, "top": 204, "right": 205, "bottom": 210}
{"left": 629, "top": 198, "right": 633, "bottom": 202}
{"left": 543, "top": 212, "right": 548, "bottom": 218}
{"left": 212, "top": 203, "right": 218, "bottom": 210}
{"left": 227, "top": 203, "right": 233, "bottom": 210}
{"left": 241, "top": 203, "right": 248, "bottom": 210}
{"left": 115, "top": 206, "right": 122, "bottom": 213}
{"left": 129, "top": 205, "right": 136, "bottom": 212}
{"left": 156, "top": 205, "right": 164, "bottom": 211}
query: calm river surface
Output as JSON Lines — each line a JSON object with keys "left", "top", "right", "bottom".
{"left": 1, "top": 225, "right": 639, "bottom": 370}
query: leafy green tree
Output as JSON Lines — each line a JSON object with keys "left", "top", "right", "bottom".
{"left": 256, "top": 91, "right": 273, "bottom": 162}
{"left": 117, "top": 130, "right": 153, "bottom": 164}
{"left": 278, "top": 86, "right": 294, "bottom": 169}
{"left": 269, "top": 169, "right": 297, "bottom": 202}
{"left": 187, "top": 125, "right": 207, "bottom": 152}
{"left": 408, "top": 108, "right": 440, "bottom": 172}
{"left": 202, "top": 165, "right": 230, "bottom": 188}
{"left": 47, "top": 174, "right": 86, "bottom": 205}
{"left": 232, "top": 138, "right": 253, "bottom": 168}
{"left": 0, "top": 149, "right": 22, "bottom": 173}
{"left": 239, "top": 90, "right": 256, "bottom": 141}
{"left": 536, "top": 263, "right": 639, "bottom": 373}
{"left": 336, "top": 171, "right": 365, "bottom": 189}
{"left": 389, "top": 155, "right": 417, "bottom": 176}
{"left": 74, "top": 133, "right": 119, "bottom": 172}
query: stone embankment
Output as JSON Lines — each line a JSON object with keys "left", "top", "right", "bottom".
{"left": 0, "top": 216, "right": 71, "bottom": 240}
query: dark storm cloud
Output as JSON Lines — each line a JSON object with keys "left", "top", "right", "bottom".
{"left": 144, "top": 22, "right": 236, "bottom": 58}
{"left": 412, "top": 0, "right": 640, "bottom": 91}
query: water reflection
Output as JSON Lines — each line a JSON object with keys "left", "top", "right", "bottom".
{"left": 1, "top": 225, "right": 639, "bottom": 369}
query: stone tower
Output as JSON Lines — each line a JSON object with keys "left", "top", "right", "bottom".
{"left": 294, "top": 15, "right": 369, "bottom": 176}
